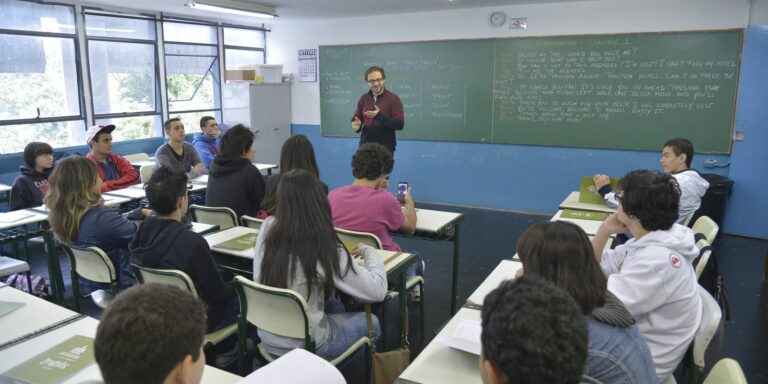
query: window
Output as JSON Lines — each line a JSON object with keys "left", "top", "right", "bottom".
{"left": 223, "top": 26, "right": 265, "bottom": 70}
{"left": 86, "top": 12, "right": 162, "bottom": 141}
{"left": 163, "top": 21, "right": 221, "bottom": 132}
{"left": 0, "top": 0, "right": 84, "bottom": 153}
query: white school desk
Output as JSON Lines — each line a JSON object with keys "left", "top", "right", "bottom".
{"left": 204, "top": 226, "right": 417, "bottom": 349}
{"left": 253, "top": 163, "right": 278, "bottom": 175}
{"left": 0, "top": 286, "right": 82, "bottom": 349}
{"left": 397, "top": 207, "right": 464, "bottom": 314}
{"left": 0, "top": 210, "right": 65, "bottom": 303}
{"left": 130, "top": 158, "right": 276, "bottom": 175}
{"left": 396, "top": 307, "right": 482, "bottom": 384}
{"left": 0, "top": 311, "right": 242, "bottom": 383}
{"left": 465, "top": 259, "right": 522, "bottom": 308}
{"left": 559, "top": 191, "right": 616, "bottom": 213}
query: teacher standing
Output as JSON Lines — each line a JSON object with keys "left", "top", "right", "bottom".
{"left": 351, "top": 66, "right": 404, "bottom": 153}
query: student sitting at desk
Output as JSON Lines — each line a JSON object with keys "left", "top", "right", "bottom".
{"left": 192, "top": 115, "right": 221, "bottom": 169}
{"left": 516, "top": 221, "right": 657, "bottom": 384}
{"left": 85, "top": 125, "right": 140, "bottom": 192}
{"left": 259, "top": 134, "right": 326, "bottom": 218}
{"left": 130, "top": 166, "right": 238, "bottom": 333}
{"left": 206, "top": 125, "right": 266, "bottom": 220}
{"left": 95, "top": 284, "right": 207, "bottom": 384}
{"left": 480, "top": 276, "right": 589, "bottom": 384}
{"left": 328, "top": 143, "right": 423, "bottom": 299}
{"left": 594, "top": 138, "right": 709, "bottom": 224}
{"left": 591, "top": 170, "right": 701, "bottom": 382}
{"left": 9, "top": 142, "right": 54, "bottom": 211}
{"left": 254, "top": 169, "right": 387, "bottom": 359}
{"left": 155, "top": 117, "right": 206, "bottom": 178}
{"left": 45, "top": 157, "right": 149, "bottom": 289}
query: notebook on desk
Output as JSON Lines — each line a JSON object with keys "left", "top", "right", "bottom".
{"left": 579, "top": 176, "right": 621, "bottom": 205}
{"left": 214, "top": 233, "right": 257, "bottom": 251}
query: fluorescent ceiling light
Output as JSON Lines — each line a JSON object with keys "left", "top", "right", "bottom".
{"left": 185, "top": 1, "right": 278, "bottom": 19}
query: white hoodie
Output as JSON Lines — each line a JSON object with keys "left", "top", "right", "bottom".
{"left": 600, "top": 224, "right": 702, "bottom": 382}
{"left": 672, "top": 169, "right": 710, "bottom": 224}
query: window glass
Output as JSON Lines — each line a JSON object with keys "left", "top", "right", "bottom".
{"left": 0, "top": 34, "right": 80, "bottom": 120}
{"left": 95, "top": 115, "right": 162, "bottom": 142}
{"left": 223, "top": 27, "right": 264, "bottom": 48}
{"left": 0, "top": 120, "right": 85, "bottom": 154}
{"left": 88, "top": 40, "right": 157, "bottom": 114}
{"left": 164, "top": 22, "right": 216, "bottom": 44}
{"left": 166, "top": 56, "right": 219, "bottom": 112}
{"left": 85, "top": 14, "right": 155, "bottom": 40}
{"left": 0, "top": 0, "right": 75, "bottom": 34}
{"left": 224, "top": 48, "right": 263, "bottom": 70}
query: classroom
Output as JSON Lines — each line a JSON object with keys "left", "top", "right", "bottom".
{"left": 0, "top": 0, "right": 766, "bottom": 383}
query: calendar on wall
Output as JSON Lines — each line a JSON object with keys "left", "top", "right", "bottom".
{"left": 298, "top": 49, "right": 317, "bottom": 82}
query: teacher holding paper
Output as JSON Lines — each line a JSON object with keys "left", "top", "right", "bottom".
{"left": 351, "top": 66, "right": 404, "bottom": 153}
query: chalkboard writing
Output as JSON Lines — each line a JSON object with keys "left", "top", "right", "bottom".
{"left": 320, "top": 31, "right": 741, "bottom": 153}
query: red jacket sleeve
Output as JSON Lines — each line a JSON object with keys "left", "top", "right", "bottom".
{"left": 102, "top": 154, "right": 140, "bottom": 192}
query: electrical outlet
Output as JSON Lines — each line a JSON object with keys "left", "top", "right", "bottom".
{"left": 704, "top": 159, "right": 717, "bottom": 168}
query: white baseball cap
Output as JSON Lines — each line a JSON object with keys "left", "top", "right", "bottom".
{"left": 86, "top": 124, "right": 116, "bottom": 145}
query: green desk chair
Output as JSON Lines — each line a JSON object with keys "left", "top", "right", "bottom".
{"left": 233, "top": 275, "right": 371, "bottom": 376}
{"left": 190, "top": 205, "right": 239, "bottom": 231}
{"left": 132, "top": 264, "right": 238, "bottom": 350}
{"left": 62, "top": 245, "right": 118, "bottom": 313}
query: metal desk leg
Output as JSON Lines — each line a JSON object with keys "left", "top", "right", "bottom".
{"left": 43, "top": 229, "right": 64, "bottom": 303}
{"left": 399, "top": 269, "right": 407, "bottom": 348}
{"left": 450, "top": 223, "right": 461, "bottom": 315}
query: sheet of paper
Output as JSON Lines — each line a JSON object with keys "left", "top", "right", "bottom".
{"left": 0, "top": 301, "right": 25, "bottom": 318}
{"left": 237, "top": 348, "right": 345, "bottom": 384}
{"left": 437, "top": 319, "right": 482, "bottom": 355}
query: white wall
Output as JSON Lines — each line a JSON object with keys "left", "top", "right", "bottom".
{"left": 267, "top": 0, "right": 750, "bottom": 124}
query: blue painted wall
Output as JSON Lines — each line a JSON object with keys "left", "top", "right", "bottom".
{"left": 722, "top": 26, "right": 768, "bottom": 239}
{"left": 294, "top": 124, "right": 730, "bottom": 214}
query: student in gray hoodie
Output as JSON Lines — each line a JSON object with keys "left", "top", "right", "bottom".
{"left": 130, "top": 166, "right": 237, "bottom": 332}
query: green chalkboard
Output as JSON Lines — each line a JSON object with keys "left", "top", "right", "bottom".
{"left": 319, "top": 30, "right": 741, "bottom": 153}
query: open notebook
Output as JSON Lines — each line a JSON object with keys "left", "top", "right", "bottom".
{"left": 237, "top": 348, "right": 344, "bottom": 384}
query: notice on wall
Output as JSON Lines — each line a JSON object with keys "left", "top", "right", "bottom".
{"left": 298, "top": 49, "right": 317, "bottom": 82}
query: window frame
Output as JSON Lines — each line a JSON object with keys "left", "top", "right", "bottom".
{"left": 0, "top": 0, "right": 86, "bottom": 129}
{"left": 222, "top": 25, "right": 267, "bottom": 71}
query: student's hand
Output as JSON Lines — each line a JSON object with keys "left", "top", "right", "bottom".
{"left": 350, "top": 243, "right": 366, "bottom": 258}
{"left": 515, "top": 267, "right": 524, "bottom": 279}
{"left": 404, "top": 187, "right": 414, "bottom": 206}
{"left": 363, "top": 105, "right": 380, "bottom": 119}
{"left": 600, "top": 213, "right": 628, "bottom": 235}
{"left": 140, "top": 208, "right": 153, "bottom": 219}
{"left": 192, "top": 163, "right": 205, "bottom": 174}
{"left": 593, "top": 174, "right": 611, "bottom": 189}
{"left": 351, "top": 116, "right": 362, "bottom": 131}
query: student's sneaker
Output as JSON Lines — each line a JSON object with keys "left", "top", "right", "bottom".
{"left": 215, "top": 338, "right": 254, "bottom": 367}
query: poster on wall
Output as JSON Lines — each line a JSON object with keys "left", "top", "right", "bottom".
{"left": 298, "top": 49, "right": 317, "bottom": 82}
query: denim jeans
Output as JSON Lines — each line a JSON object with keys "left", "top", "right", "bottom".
{"left": 315, "top": 298, "right": 380, "bottom": 359}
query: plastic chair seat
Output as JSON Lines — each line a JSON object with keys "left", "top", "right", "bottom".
{"left": 0, "top": 256, "right": 30, "bottom": 276}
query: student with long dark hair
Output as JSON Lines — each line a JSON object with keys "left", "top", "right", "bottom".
{"left": 259, "top": 134, "right": 326, "bottom": 217}
{"left": 517, "top": 221, "right": 658, "bottom": 384}
{"left": 253, "top": 169, "right": 387, "bottom": 358}
{"left": 206, "top": 124, "right": 266, "bottom": 219}
{"left": 10, "top": 142, "right": 54, "bottom": 210}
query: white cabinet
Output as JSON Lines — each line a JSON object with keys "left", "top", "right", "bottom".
{"left": 222, "top": 83, "right": 291, "bottom": 166}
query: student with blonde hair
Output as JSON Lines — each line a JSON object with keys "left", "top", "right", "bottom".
{"left": 45, "top": 157, "right": 148, "bottom": 289}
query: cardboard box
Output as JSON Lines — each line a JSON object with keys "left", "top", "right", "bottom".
{"left": 225, "top": 69, "right": 256, "bottom": 81}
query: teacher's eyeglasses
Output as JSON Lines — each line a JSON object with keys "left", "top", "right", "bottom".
{"left": 367, "top": 78, "right": 384, "bottom": 85}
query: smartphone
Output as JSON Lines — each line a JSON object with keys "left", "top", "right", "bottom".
{"left": 397, "top": 182, "right": 408, "bottom": 204}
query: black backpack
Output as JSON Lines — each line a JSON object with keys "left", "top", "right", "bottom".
{"left": 692, "top": 236, "right": 731, "bottom": 321}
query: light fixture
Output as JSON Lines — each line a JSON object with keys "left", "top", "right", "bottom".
{"left": 184, "top": 1, "right": 278, "bottom": 19}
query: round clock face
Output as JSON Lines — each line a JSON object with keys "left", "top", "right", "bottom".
{"left": 489, "top": 11, "right": 506, "bottom": 27}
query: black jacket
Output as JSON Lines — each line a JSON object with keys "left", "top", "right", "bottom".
{"left": 129, "top": 216, "right": 235, "bottom": 330}
{"left": 206, "top": 157, "right": 266, "bottom": 220}
{"left": 10, "top": 165, "right": 52, "bottom": 211}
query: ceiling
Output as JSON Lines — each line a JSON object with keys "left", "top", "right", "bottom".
{"left": 90, "top": 0, "right": 591, "bottom": 25}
